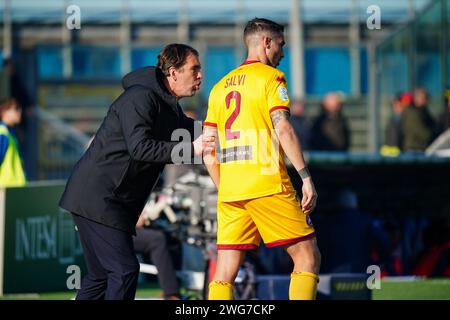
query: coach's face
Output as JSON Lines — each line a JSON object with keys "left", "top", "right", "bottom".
{"left": 266, "top": 34, "right": 285, "bottom": 68}
{"left": 172, "top": 53, "right": 203, "bottom": 97}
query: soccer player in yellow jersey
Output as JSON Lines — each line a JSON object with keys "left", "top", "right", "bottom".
{"left": 203, "top": 18, "right": 321, "bottom": 300}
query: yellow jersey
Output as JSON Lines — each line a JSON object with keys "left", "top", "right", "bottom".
{"left": 0, "top": 124, "right": 26, "bottom": 187}
{"left": 204, "top": 60, "right": 294, "bottom": 202}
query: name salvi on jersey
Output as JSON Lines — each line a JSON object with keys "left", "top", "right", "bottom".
{"left": 224, "top": 74, "right": 246, "bottom": 88}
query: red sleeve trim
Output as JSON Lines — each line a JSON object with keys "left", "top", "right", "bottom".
{"left": 276, "top": 76, "right": 287, "bottom": 84}
{"left": 217, "top": 244, "right": 258, "bottom": 250}
{"left": 265, "top": 232, "right": 316, "bottom": 248}
{"left": 203, "top": 121, "right": 217, "bottom": 128}
{"left": 269, "top": 106, "right": 290, "bottom": 114}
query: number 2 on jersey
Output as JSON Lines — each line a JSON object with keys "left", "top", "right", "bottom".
{"left": 225, "top": 91, "right": 241, "bottom": 140}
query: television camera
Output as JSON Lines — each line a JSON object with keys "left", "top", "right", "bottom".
{"left": 140, "top": 169, "right": 218, "bottom": 248}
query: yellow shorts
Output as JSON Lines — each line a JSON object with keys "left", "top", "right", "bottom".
{"left": 216, "top": 186, "right": 315, "bottom": 250}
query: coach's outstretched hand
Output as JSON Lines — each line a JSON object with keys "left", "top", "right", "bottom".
{"left": 193, "top": 134, "right": 215, "bottom": 157}
{"left": 301, "top": 178, "right": 318, "bottom": 215}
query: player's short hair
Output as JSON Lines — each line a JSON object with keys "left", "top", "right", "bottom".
{"left": 0, "top": 98, "right": 20, "bottom": 118}
{"left": 243, "top": 18, "right": 284, "bottom": 45}
{"left": 157, "top": 43, "right": 199, "bottom": 76}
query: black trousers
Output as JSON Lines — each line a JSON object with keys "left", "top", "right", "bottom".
{"left": 133, "top": 228, "right": 180, "bottom": 297}
{"left": 72, "top": 213, "right": 140, "bottom": 300}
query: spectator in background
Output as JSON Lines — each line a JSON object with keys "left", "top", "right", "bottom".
{"left": 401, "top": 87, "right": 436, "bottom": 152}
{"left": 314, "top": 189, "right": 393, "bottom": 274}
{"left": 436, "top": 89, "right": 450, "bottom": 135}
{"left": 413, "top": 217, "right": 450, "bottom": 277}
{"left": 383, "top": 217, "right": 405, "bottom": 275}
{"left": 2, "top": 58, "right": 33, "bottom": 150}
{"left": 402, "top": 216, "right": 429, "bottom": 275}
{"left": 290, "top": 99, "right": 311, "bottom": 150}
{"left": 380, "top": 92, "right": 412, "bottom": 156}
{"left": 0, "top": 98, "right": 26, "bottom": 187}
{"left": 310, "top": 92, "right": 350, "bottom": 151}
{"left": 133, "top": 213, "right": 182, "bottom": 300}
{"left": 384, "top": 216, "right": 429, "bottom": 276}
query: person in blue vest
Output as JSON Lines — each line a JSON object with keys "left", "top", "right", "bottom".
{"left": 0, "top": 97, "right": 26, "bottom": 187}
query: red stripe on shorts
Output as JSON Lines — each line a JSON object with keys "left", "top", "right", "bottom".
{"left": 265, "top": 232, "right": 316, "bottom": 248}
{"left": 217, "top": 244, "right": 258, "bottom": 250}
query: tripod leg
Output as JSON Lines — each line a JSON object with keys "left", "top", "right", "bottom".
{"left": 202, "top": 258, "right": 210, "bottom": 300}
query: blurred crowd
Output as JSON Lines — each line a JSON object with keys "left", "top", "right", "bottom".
{"left": 290, "top": 92, "right": 350, "bottom": 152}
{"left": 381, "top": 87, "right": 450, "bottom": 156}
{"left": 289, "top": 88, "right": 450, "bottom": 155}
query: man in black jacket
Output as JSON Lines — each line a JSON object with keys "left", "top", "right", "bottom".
{"left": 401, "top": 87, "right": 436, "bottom": 152}
{"left": 310, "top": 92, "right": 350, "bottom": 152}
{"left": 59, "top": 44, "right": 213, "bottom": 300}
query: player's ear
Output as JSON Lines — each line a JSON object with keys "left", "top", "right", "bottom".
{"left": 168, "top": 66, "right": 177, "bottom": 81}
{"left": 263, "top": 36, "right": 272, "bottom": 49}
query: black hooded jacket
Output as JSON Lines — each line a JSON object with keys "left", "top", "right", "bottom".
{"left": 59, "top": 67, "right": 197, "bottom": 234}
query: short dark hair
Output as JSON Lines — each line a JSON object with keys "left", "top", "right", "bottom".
{"left": 157, "top": 43, "right": 199, "bottom": 76}
{"left": 0, "top": 98, "right": 20, "bottom": 118}
{"left": 243, "top": 18, "right": 284, "bottom": 44}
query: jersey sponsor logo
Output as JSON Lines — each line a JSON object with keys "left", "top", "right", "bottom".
{"left": 278, "top": 86, "right": 289, "bottom": 101}
{"left": 219, "top": 145, "right": 252, "bottom": 163}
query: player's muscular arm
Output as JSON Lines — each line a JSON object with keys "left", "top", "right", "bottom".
{"left": 271, "top": 110, "right": 307, "bottom": 172}
{"left": 203, "top": 126, "right": 220, "bottom": 188}
{"left": 271, "top": 110, "right": 318, "bottom": 214}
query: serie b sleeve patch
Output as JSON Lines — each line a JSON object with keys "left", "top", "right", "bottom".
{"left": 278, "top": 86, "right": 289, "bottom": 102}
